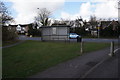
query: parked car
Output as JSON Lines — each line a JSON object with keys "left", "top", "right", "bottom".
{"left": 69, "top": 33, "right": 81, "bottom": 39}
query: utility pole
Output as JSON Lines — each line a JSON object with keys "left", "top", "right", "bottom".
{"left": 118, "top": 1, "right": 120, "bottom": 24}
{"left": 0, "top": 10, "right": 3, "bottom": 27}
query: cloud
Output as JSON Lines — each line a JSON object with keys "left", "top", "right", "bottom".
{"left": 7, "top": 0, "right": 65, "bottom": 24}
{"left": 61, "top": 12, "right": 72, "bottom": 20}
{"left": 65, "top": 0, "right": 118, "bottom": 2}
{"left": 60, "top": 2, "right": 93, "bottom": 21}
{"left": 79, "top": 2, "right": 93, "bottom": 20}
{"left": 60, "top": 0, "right": 118, "bottom": 21}
{"left": 4, "top": 0, "right": 119, "bottom": 24}
{"left": 94, "top": 0, "right": 118, "bottom": 19}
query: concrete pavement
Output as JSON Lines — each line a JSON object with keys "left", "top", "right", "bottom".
{"left": 29, "top": 46, "right": 118, "bottom": 78}
{"left": 1, "top": 40, "right": 25, "bottom": 49}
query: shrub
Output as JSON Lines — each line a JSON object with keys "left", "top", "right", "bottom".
{"left": 2, "top": 27, "right": 18, "bottom": 41}
{"left": 100, "top": 24, "right": 120, "bottom": 37}
{"left": 28, "top": 29, "right": 41, "bottom": 37}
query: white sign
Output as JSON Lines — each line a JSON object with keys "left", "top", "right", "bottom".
{"left": 52, "top": 27, "right": 56, "bottom": 35}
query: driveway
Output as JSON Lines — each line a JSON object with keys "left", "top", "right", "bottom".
{"left": 1, "top": 40, "right": 25, "bottom": 48}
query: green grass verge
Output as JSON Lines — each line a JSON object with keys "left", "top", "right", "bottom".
{"left": 3, "top": 41, "right": 110, "bottom": 78}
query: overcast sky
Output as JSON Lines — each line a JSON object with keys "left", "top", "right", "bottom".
{"left": 2, "top": 0, "right": 119, "bottom": 24}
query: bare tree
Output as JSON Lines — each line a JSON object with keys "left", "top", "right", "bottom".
{"left": 0, "top": 1, "right": 13, "bottom": 26}
{"left": 1, "top": 1, "right": 17, "bottom": 41}
{"left": 89, "top": 15, "right": 97, "bottom": 28}
{"left": 75, "top": 16, "right": 84, "bottom": 27}
{"left": 35, "top": 8, "right": 51, "bottom": 26}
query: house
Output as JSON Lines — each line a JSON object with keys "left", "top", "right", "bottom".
{"left": 90, "top": 28, "right": 98, "bottom": 36}
{"left": 100, "top": 21, "right": 111, "bottom": 29}
{"left": 16, "top": 23, "right": 37, "bottom": 34}
{"left": 8, "top": 24, "right": 31, "bottom": 34}
{"left": 100, "top": 20, "right": 119, "bottom": 30}
{"left": 18, "top": 24, "right": 29, "bottom": 33}
{"left": 41, "top": 25, "right": 70, "bottom": 41}
{"left": 107, "top": 20, "right": 119, "bottom": 30}
{"left": 89, "top": 20, "right": 119, "bottom": 36}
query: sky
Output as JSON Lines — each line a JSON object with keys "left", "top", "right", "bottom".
{"left": 1, "top": 0, "right": 119, "bottom": 24}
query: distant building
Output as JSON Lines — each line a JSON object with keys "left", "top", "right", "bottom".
{"left": 107, "top": 20, "right": 119, "bottom": 30}
{"left": 41, "top": 25, "right": 70, "bottom": 41}
{"left": 100, "top": 20, "right": 119, "bottom": 30}
{"left": 100, "top": 21, "right": 111, "bottom": 29}
{"left": 18, "top": 24, "right": 29, "bottom": 33}
{"left": 16, "top": 23, "right": 39, "bottom": 34}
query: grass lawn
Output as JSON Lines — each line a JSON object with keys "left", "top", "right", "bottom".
{"left": 3, "top": 40, "right": 110, "bottom": 78}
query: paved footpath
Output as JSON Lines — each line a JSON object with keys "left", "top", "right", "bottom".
{"left": 1, "top": 40, "right": 25, "bottom": 49}
{"left": 85, "top": 52, "right": 119, "bottom": 78}
{"left": 29, "top": 46, "right": 118, "bottom": 78}
{"left": 84, "top": 49, "right": 119, "bottom": 78}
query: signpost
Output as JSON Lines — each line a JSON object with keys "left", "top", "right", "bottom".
{"left": 97, "top": 21, "right": 101, "bottom": 38}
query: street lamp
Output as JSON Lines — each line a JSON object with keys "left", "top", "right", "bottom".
{"left": 0, "top": 11, "right": 3, "bottom": 27}
{"left": 118, "top": 1, "right": 120, "bottom": 24}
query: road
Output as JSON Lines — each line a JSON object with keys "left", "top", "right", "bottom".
{"left": 18, "top": 35, "right": 41, "bottom": 41}
{"left": 71, "top": 38, "right": 118, "bottom": 43}
{"left": 18, "top": 35, "right": 118, "bottom": 43}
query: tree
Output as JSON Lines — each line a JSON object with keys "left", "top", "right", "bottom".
{"left": 27, "top": 23, "right": 41, "bottom": 37}
{"left": 75, "top": 16, "right": 84, "bottom": 27}
{"left": 35, "top": 8, "right": 51, "bottom": 26}
{"left": 89, "top": 15, "right": 97, "bottom": 28}
{"left": 1, "top": 1, "right": 17, "bottom": 41}
{"left": 100, "top": 22, "right": 120, "bottom": 38}
{"left": 0, "top": 1, "right": 13, "bottom": 26}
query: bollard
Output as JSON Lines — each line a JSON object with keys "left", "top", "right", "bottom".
{"left": 80, "top": 42, "right": 83, "bottom": 54}
{"left": 109, "top": 41, "right": 114, "bottom": 56}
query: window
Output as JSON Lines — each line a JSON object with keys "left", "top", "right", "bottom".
{"left": 52, "top": 27, "right": 56, "bottom": 35}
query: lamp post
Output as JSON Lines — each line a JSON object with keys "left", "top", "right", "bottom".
{"left": 118, "top": 1, "right": 120, "bottom": 24}
{"left": 36, "top": 8, "right": 40, "bottom": 24}
{"left": 0, "top": 11, "right": 3, "bottom": 27}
